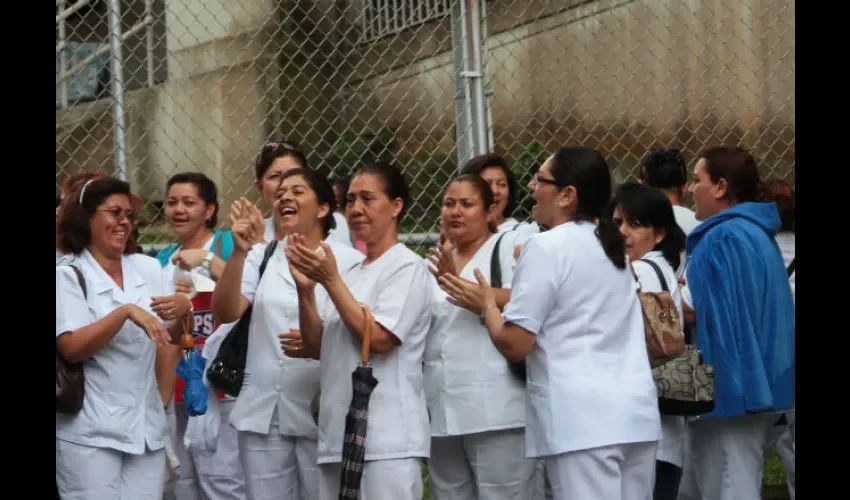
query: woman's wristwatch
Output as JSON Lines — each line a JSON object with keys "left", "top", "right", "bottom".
{"left": 200, "top": 251, "right": 214, "bottom": 272}
{"left": 480, "top": 303, "right": 498, "bottom": 325}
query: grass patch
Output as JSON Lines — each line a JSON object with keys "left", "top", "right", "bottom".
{"left": 763, "top": 447, "right": 788, "bottom": 486}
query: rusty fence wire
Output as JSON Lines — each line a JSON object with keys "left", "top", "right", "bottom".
{"left": 55, "top": 0, "right": 795, "bottom": 254}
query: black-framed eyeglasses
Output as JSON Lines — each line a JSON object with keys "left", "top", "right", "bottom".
{"left": 532, "top": 174, "right": 560, "bottom": 187}
{"left": 97, "top": 206, "right": 137, "bottom": 224}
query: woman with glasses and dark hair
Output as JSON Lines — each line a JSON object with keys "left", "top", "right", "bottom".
{"left": 610, "top": 182, "right": 687, "bottom": 500}
{"left": 442, "top": 147, "right": 661, "bottom": 500}
{"left": 56, "top": 176, "right": 194, "bottom": 499}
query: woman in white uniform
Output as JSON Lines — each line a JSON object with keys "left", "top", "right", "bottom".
{"left": 212, "top": 167, "right": 364, "bottom": 500}
{"left": 56, "top": 176, "right": 194, "bottom": 499}
{"left": 155, "top": 172, "right": 245, "bottom": 500}
{"left": 441, "top": 147, "right": 662, "bottom": 500}
{"left": 423, "top": 174, "right": 537, "bottom": 500}
{"left": 611, "top": 182, "right": 688, "bottom": 500}
{"left": 285, "top": 162, "right": 432, "bottom": 500}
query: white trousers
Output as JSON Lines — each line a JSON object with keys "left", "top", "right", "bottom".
{"left": 56, "top": 438, "right": 166, "bottom": 500}
{"left": 429, "top": 428, "right": 540, "bottom": 500}
{"left": 318, "top": 458, "right": 423, "bottom": 500}
{"left": 164, "top": 400, "right": 247, "bottom": 500}
{"left": 677, "top": 414, "right": 776, "bottom": 500}
{"left": 237, "top": 410, "right": 318, "bottom": 500}
{"left": 545, "top": 441, "right": 657, "bottom": 500}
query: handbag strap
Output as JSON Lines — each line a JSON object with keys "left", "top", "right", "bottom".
{"left": 69, "top": 265, "right": 88, "bottom": 299}
{"left": 786, "top": 257, "right": 795, "bottom": 277}
{"left": 637, "top": 258, "right": 670, "bottom": 293}
{"left": 490, "top": 232, "right": 508, "bottom": 289}
{"left": 258, "top": 240, "right": 279, "bottom": 279}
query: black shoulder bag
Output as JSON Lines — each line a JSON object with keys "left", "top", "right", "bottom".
{"left": 56, "top": 265, "right": 87, "bottom": 415}
{"left": 207, "top": 241, "right": 278, "bottom": 397}
{"left": 489, "top": 233, "right": 527, "bottom": 384}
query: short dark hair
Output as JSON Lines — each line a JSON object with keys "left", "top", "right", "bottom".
{"left": 641, "top": 148, "right": 688, "bottom": 189}
{"left": 612, "top": 182, "right": 686, "bottom": 270}
{"left": 460, "top": 153, "right": 518, "bottom": 217}
{"left": 255, "top": 141, "right": 308, "bottom": 181}
{"left": 352, "top": 162, "right": 411, "bottom": 225}
{"left": 279, "top": 168, "right": 338, "bottom": 238}
{"left": 57, "top": 176, "right": 133, "bottom": 255}
{"left": 166, "top": 172, "right": 220, "bottom": 228}
{"left": 700, "top": 147, "right": 761, "bottom": 204}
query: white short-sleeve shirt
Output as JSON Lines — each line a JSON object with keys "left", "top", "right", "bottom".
{"left": 632, "top": 251, "right": 686, "bottom": 467}
{"left": 229, "top": 238, "right": 364, "bottom": 437}
{"left": 424, "top": 232, "right": 525, "bottom": 436}
{"left": 316, "top": 243, "right": 432, "bottom": 463}
{"left": 56, "top": 250, "right": 172, "bottom": 454}
{"left": 498, "top": 217, "right": 540, "bottom": 244}
{"left": 502, "top": 221, "right": 661, "bottom": 458}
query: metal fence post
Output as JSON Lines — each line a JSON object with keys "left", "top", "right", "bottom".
{"left": 107, "top": 0, "right": 129, "bottom": 182}
{"left": 452, "top": 0, "right": 491, "bottom": 171}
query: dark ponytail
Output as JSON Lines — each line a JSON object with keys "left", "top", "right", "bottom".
{"left": 550, "top": 147, "right": 626, "bottom": 269}
{"left": 595, "top": 217, "right": 627, "bottom": 269}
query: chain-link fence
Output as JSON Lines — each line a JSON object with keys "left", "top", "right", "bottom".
{"left": 56, "top": 0, "right": 795, "bottom": 255}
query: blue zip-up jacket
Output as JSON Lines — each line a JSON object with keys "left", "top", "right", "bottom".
{"left": 686, "top": 202, "right": 794, "bottom": 419}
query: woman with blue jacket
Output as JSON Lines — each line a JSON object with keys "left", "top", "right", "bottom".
{"left": 683, "top": 147, "right": 794, "bottom": 500}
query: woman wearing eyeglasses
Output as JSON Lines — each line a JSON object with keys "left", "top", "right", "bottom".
{"left": 56, "top": 176, "right": 194, "bottom": 499}
{"left": 441, "top": 148, "right": 661, "bottom": 500}
{"left": 56, "top": 173, "right": 145, "bottom": 265}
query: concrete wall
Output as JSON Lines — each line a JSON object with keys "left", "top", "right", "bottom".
{"left": 343, "top": 0, "right": 795, "bottom": 179}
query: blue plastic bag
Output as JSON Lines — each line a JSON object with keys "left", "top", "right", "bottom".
{"left": 176, "top": 351, "right": 208, "bottom": 416}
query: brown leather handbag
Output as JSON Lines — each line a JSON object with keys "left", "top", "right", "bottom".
{"left": 632, "top": 258, "right": 686, "bottom": 366}
{"left": 56, "top": 265, "right": 87, "bottom": 415}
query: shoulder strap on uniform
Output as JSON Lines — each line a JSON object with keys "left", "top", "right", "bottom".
{"left": 68, "top": 265, "right": 87, "bottom": 298}
{"left": 490, "top": 231, "right": 511, "bottom": 289}
{"left": 258, "top": 240, "right": 279, "bottom": 279}
{"left": 786, "top": 257, "right": 795, "bottom": 277}
{"left": 636, "top": 258, "right": 670, "bottom": 293}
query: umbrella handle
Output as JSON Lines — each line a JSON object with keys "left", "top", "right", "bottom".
{"left": 180, "top": 313, "right": 195, "bottom": 350}
{"left": 361, "top": 304, "right": 373, "bottom": 364}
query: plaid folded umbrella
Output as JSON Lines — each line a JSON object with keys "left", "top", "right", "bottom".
{"left": 338, "top": 305, "right": 379, "bottom": 500}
